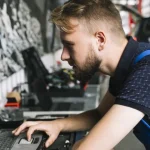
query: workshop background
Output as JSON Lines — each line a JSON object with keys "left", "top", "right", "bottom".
{"left": 0, "top": 0, "right": 150, "bottom": 149}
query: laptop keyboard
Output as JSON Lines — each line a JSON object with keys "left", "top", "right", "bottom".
{"left": 0, "top": 129, "right": 16, "bottom": 150}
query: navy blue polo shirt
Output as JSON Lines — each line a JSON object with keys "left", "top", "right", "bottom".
{"left": 109, "top": 37, "right": 150, "bottom": 117}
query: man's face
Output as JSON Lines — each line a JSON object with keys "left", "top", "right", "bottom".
{"left": 60, "top": 19, "right": 100, "bottom": 83}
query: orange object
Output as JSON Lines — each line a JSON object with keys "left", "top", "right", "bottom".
{"left": 5, "top": 102, "right": 20, "bottom": 108}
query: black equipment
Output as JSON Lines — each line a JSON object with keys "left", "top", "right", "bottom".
{"left": 21, "top": 47, "right": 85, "bottom": 111}
{"left": 0, "top": 111, "right": 76, "bottom": 150}
{"left": 0, "top": 129, "right": 75, "bottom": 150}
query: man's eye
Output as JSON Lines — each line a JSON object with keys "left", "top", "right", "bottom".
{"left": 66, "top": 45, "right": 73, "bottom": 51}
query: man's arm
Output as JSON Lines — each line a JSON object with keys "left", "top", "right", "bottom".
{"left": 13, "top": 90, "right": 115, "bottom": 147}
{"left": 13, "top": 91, "right": 114, "bottom": 133}
{"left": 97, "top": 90, "right": 115, "bottom": 117}
{"left": 57, "top": 91, "right": 115, "bottom": 132}
{"left": 73, "top": 104, "right": 144, "bottom": 150}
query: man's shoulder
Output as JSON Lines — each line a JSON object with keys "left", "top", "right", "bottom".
{"left": 131, "top": 41, "right": 150, "bottom": 69}
{"left": 137, "top": 41, "right": 150, "bottom": 52}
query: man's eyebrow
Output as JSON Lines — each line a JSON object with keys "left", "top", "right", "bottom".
{"left": 61, "top": 40, "right": 75, "bottom": 45}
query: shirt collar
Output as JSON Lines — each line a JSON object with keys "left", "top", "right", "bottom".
{"left": 111, "top": 36, "right": 139, "bottom": 82}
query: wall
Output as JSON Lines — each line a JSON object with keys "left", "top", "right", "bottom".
{"left": 0, "top": 0, "right": 46, "bottom": 82}
{"left": 0, "top": 69, "right": 26, "bottom": 107}
{"left": 0, "top": 0, "right": 69, "bottom": 108}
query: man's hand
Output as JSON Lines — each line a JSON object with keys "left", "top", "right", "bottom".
{"left": 12, "top": 120, "right": 62, "bottom": 148}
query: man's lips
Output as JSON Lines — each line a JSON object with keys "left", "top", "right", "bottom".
{"left": 68, "top": 63, "right": 77, "bottom": 70}
{"left": 68, "top": 62, "right": 75, "bottom": 67}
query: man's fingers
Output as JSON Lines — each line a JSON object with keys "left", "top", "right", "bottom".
{"left": 12, "top": 128, "right": 18, "bottom": 134}
{"left": 27, "top": 126, "right": 37, "bottom": 141}
{"left": 27, "top": 123, "right": 46, "bottom": 141}
{"left": 13, "top": 121, "right": 40, "bottom": 135}
{"left": 12, "top": 121, "right": 59, "bottom": 148}
{"left": 13, "top": 124, "right": 27, "bottom": 135}
{"left": 45, "top": 135, "right": 57, "bottom": 148}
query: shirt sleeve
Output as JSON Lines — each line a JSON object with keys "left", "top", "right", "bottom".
{"left": 115, "top": 63, "right": 150, "bottom": 116}
{"left": 109, "top": 77, "right": 117, "bottom": 96}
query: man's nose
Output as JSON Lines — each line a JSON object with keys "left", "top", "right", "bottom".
{"left": 61, "top": 47, "right": 70, "bottom": 61}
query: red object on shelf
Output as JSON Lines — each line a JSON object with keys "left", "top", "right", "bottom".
{"left": 5, "top": 102, "right": 20, "bottom": 108}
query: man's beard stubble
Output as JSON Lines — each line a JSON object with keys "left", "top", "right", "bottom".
{"left": 74, "top": 47, "right": 100, "bottom": 83}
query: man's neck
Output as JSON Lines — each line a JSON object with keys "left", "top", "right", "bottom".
{"left": 100, "top": 37, "right": 128, "bottom": 76}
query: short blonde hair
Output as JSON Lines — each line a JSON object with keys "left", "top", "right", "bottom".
{"left": 51, "top": 0, "right": 125, "bottom": 36}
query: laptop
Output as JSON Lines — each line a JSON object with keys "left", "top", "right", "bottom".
{"left": 0, "top": 126, "right": 75, "bottom": 150}
{"left": 0, "top": 129, "right": 45, "bottom": 150}
{"left": 0, "top": 109, "right": 75, "bottom": 150}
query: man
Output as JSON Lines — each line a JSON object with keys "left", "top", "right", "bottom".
{"left": 12, "top": 0, "right": 150, "bottom": 149}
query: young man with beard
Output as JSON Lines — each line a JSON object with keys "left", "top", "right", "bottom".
{"left": 12, "top": 0, "right": 150, "bottom": 149}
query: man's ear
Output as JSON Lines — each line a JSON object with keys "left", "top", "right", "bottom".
{"left": 95, "top": 31, "right": 106, "bottom": 50}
